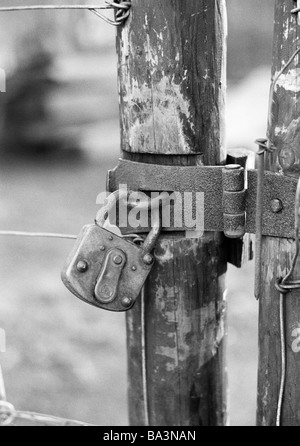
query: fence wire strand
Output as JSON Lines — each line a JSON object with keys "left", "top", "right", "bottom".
{"left": 0, "top": 231, "right": 77, "bottom": 240}
{"left": 0, "top": 1, "right": 132, "bottom": 26}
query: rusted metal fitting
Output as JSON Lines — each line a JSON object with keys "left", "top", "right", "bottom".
{"left": 108, "top": 158, "right": 299, "bottom": 239}
{"left": 270, "top": 199, "right": 283, "bottom": 214}
{"left": 222, "top": 164, "right": 246, "bottom": 239}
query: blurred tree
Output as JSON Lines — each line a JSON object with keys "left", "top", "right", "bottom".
{"left": 0, "top": 0, "right": 275, "bottom": 156}
{"left": 0, "top": 0, "right": 117, "bottom": 156}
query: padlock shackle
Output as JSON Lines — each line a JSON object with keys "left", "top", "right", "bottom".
{"left": 96, "top": 189, "right": 161, "bottom": 255}
{"left": 142, "top": 207, "right": 161, "bottom": 254}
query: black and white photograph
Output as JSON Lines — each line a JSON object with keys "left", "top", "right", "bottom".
{"left": 0, "top": 0, "right": 299, "bottom": 429}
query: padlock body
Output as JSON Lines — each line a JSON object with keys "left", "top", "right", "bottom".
{"left": 61, "top": 224, "right": 153, "bottom": 312}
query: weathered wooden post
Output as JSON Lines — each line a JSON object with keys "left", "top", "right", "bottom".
{"left": 257, "top": 0, "right": 300, "bottom": 426}
{"left": 116, "top": 0, "right": 228, "bottom": 426}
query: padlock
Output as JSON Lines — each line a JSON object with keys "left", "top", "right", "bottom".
{"left": 61, "top": 192, "right": 161, "bottom": 312}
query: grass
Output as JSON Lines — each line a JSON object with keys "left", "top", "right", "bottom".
{"left": 0, "top": 154, "right": 128, "bottom": 425}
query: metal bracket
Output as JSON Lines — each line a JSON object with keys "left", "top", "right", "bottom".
{"left": 108, "top": 158, "right": 298, "bottom": 240}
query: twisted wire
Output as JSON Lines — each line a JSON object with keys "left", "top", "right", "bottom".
{"left": 0, "top": 1, "right": 132, "bottom": 26}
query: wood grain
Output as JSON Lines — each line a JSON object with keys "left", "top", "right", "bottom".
{"left": 257, "top": 0, "right": 300, "bottom": 426}
{"left": 117, "top": 0, "right": 228, "bottom": 426}
{"left": 127, "top": 235, "right": 227, "bottom": 426}
{"left": 117, "top": 0, "right": 226, "bottom": 162}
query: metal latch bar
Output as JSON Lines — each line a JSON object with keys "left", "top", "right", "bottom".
{"left": 108, "top": 159, "right": 298, "bottom": 239}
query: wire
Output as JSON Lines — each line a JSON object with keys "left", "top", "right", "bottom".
{"left": 0, "top": 5, "right": 112, "bottom": 11}
{"left": 14, "top": 410, "right": 95, "bottom": 426}
{"left": 141, "top": 286, "right": 149, "bottom": 426}
{"left": 254, "top": 140, "right": 266, "bottom": 300}
{"left": 0, "top": 231, "right": 77, "bottom": 240}
{"left": 267, "top": 46, "right": 300, "bottom": 134}
{"left": 275, "top": 178, "right": 300, "bottom": 426}
{"left": 0, "top": 402, "right": 96, "bottom": 426}
{"left": 276, "top": 293, "right": 286, "bottom": 427}
{"left": 0, "top": 2, "right": 132, "bottom": 26}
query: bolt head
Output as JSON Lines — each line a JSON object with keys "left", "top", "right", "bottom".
{"left": 113, "top": 255, "right": 123, "bottom": 265}
{"left": 76, "top": 260, "right": 89, "bottom": 273}
{"left": 143, "top": 254, "right": 154, "bottom": 266}
{"left": 270, "top": 199, "right": 283, "bottom": 214}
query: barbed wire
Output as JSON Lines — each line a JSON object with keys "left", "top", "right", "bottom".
{"left": 0, "top": 1, "right": 132, "bottom": 26}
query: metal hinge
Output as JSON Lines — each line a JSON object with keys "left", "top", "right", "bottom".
{"left": 107, "top": 157, "right": 298, "bottom": 240}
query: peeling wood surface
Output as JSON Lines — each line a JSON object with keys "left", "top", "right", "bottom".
{"left": 257, "top": 0, "right": 300, "bottom": 426}
{"left": 127, "top": 235, "right": 227, "bottom": 426}
{"left": 117, "top": 0, "right": 227, "bottom": 162}
{"left": 117, "top": 0, "right": 228, "bottom": 426}
{"left": 257, "top": 238, "right": 300, "bottom": 426}
{"left": 267, "top": 0, "right": 300, "bottom": 175}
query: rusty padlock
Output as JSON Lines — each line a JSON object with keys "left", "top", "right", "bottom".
{"left": 61, "top": 191, "right": 160, "bottom": 312}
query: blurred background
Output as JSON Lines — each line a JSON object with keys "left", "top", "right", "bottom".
{"left": 0, "top": 0, "right": 274, "bottom": 426}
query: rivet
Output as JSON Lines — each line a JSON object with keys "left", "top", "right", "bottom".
{"left": 270, "top": 199, "right": 283, "bottom": 214}
{"left": 122, "top": 297, "right": 133, "bottom": 308}
{"left": 76, "top": 260, "right": 89, "bottom": 273}
{"left": 108, "top": 235, "right": 113, "bottom": 241}
{"left": 132, "top": 266, "right": 137, "bottom": 271}
{"left": 143, "top": 254, "right": 154, "bottom": 266}
{"left": 113, "top": 255, "right": 123, "bottom": 265}
{"left": 100, "top": 246, "right": 105, "bottom": 251}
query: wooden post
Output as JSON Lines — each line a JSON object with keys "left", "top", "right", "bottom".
{"left": 257, "top": 0, "right": 300, "bottom": 426}
{"left": 116, "top": 0, "right": 228, "bottom": 426}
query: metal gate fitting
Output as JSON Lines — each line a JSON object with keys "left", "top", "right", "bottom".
{"left": 108, "top": 158, "right": 298, "bottom": 240}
